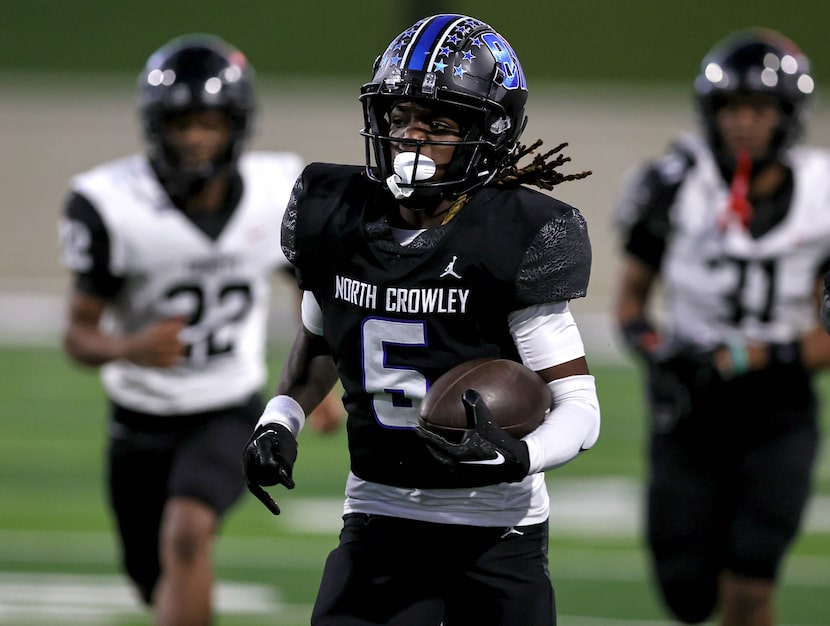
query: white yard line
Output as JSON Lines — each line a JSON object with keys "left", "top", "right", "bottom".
{"left": 0, "top": 572, "right": 292, "bottom": 624}
{"left": 0, "top": 477, "right": 828, "bottom": 624}
{"left": 0, "top": 573, "right": 823, "bottom": 626}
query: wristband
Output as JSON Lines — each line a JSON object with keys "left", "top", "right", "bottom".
{"left": 728, "top": 342, "right": 749, "bottom": 377}
{"left": 257, "top": 395, "right": 306, "bottom": 436}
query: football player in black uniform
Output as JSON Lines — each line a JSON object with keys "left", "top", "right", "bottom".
{"left": 243, "top": 13, "right": 601, "bottom": 626}
{"left": 59, "top": 35, "right": 342, "bottom": 625}
{"left": 613, "top": 28, "right": 830, "bottom": 626}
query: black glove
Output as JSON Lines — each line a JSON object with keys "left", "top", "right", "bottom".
{"left": 242, "top": 423, "right": 298, "bottom": 515}
{"left": 416, "top": 389, "right": 530, "bottom": 487}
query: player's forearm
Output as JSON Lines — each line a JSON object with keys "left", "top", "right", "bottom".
{"left": 524, "top": 374, "right": 600, "bottom": 473}
{"left": 273, "top": 327, "right": 339, "bottom": 424}
{"left": 276, "top": 356, "right": 339, "bottom": 418}
{"left": 257, "top": 367, "right": 339, "bottom": 438}
{"left": 614, "top": 255, "right": 658, "bottom": 328}
{"left": 63, "top": 326, "right": 129, "bottom": 367}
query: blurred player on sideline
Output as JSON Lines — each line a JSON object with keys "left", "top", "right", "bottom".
{"left": 613, "top": 28, "right": 830, "bottom": 626}
{"left": 243, "top": 13, "right": 601, "bottom": 625}
{"left": 58, "top": 34, "right": 341, "bottom": 625}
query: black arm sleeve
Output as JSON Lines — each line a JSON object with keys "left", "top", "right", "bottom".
{"left": 62, "top": 191, "right": 124, "bottom": 299}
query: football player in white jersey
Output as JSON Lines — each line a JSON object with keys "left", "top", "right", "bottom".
{"left": 242, "top": 14, "right": 601, "bottom": 626}
{"left": 614, "top": 28, "right": 830, "bottom": 626}
{"left": 58, "top": 34, "right": 342, "bottom": 625}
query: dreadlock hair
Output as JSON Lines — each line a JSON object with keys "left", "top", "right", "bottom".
{"left": 494, "top": 139, "right": 592, "bottom": 191}
{"left": 439, "top": 139, "right": 592, "bottom": 225}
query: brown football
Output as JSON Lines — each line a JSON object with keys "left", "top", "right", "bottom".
{"left": 419, "top": 358, "right": 549, "bottom": 441}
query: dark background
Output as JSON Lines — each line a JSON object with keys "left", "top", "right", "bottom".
{"left": 2, "top": 0, "right": 827, "bottom": 87}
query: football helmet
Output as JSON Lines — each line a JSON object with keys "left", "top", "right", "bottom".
{"left": 138, "top": 34, "right": 255, "bottom": 194}
{"left": 360, "top": 14, "right": 528, "bottom": 205}
{"left": 694, "top": 28, "right": 814, "bottom": 164}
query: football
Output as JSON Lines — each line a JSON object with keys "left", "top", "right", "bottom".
{"left": 419, "top": 358, "right": 550, "bottom": 441}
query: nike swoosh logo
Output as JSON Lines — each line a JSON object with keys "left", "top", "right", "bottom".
{"left": 460, "top": 451, "right": 505, "bottom": 466}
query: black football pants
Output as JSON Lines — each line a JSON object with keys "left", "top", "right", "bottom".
{"left": 311, "top": 513, "right": 556, "bottom": 625}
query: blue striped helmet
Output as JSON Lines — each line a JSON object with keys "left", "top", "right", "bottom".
{"left": 360, "top": 14, "right": 528, "bottom": 199}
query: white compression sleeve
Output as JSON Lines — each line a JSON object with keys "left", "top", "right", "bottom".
{"left": 508, "top": 301, "right": 585, "bottom": 370}
{"left": 524, "top": 375, "right": 600, "bottom": 474}
{"left": 507, "top": 301, "right": 600, "bottom": 473}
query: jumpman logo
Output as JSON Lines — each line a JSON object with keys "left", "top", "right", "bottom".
{"left": 439, "top": 255, "right": 462, "bottom": 279}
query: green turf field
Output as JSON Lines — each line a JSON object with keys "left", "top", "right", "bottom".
{"left": 1, "top": 346, "right": 828, "bottom": 625}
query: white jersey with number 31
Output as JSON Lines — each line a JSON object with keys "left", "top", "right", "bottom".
{"left": 661, "top": 135, "right": 830, "bottom": 347}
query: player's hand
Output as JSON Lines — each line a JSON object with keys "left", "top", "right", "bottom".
{"left": 620, "top": 318, "right": 662, "bottom": 360}
{"left": 416, "top": 390, "right": 530, "bottom": 487}
{"left": 124, "top": 316, "right": 188, "bottom": 368}
{"left": 242, "top": 423, "right": 298, "bottom": 515}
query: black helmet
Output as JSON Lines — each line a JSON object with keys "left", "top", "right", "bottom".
{"left": 360, "top": 14, "right": 528, "bottom": 204}
{"left": 138, "top": 34, "right": 255, "bottom": 193}
{"left": 694, "top": 28, "right": 814, "bottom": 163}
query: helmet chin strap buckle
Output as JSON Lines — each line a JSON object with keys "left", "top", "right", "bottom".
{"left": 385, "top": 153, "right": 437, "bottom": 200}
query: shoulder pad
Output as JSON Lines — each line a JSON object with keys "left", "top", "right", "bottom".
{"left": 614, "top": 142, "right": 696, "bottom": 233}
{"left": 516, "top": 206, "right": 592, "bottom": 305}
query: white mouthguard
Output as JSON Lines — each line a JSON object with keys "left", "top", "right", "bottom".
{"left": 385, "top": 153, "right": 437, "bottom": 199}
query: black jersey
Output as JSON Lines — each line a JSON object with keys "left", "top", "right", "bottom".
{"left": 283, "top": 164, "right": 591, "bottom": 487}
{"left": 284, "top": 163, "right": 591, "bottom": 487}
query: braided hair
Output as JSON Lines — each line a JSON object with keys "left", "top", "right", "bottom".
{"left": 439, "top": 139, "right": 592, "bottom": 225}
{"left": 495, "top": 139, "right": 592, "bottom": 190}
